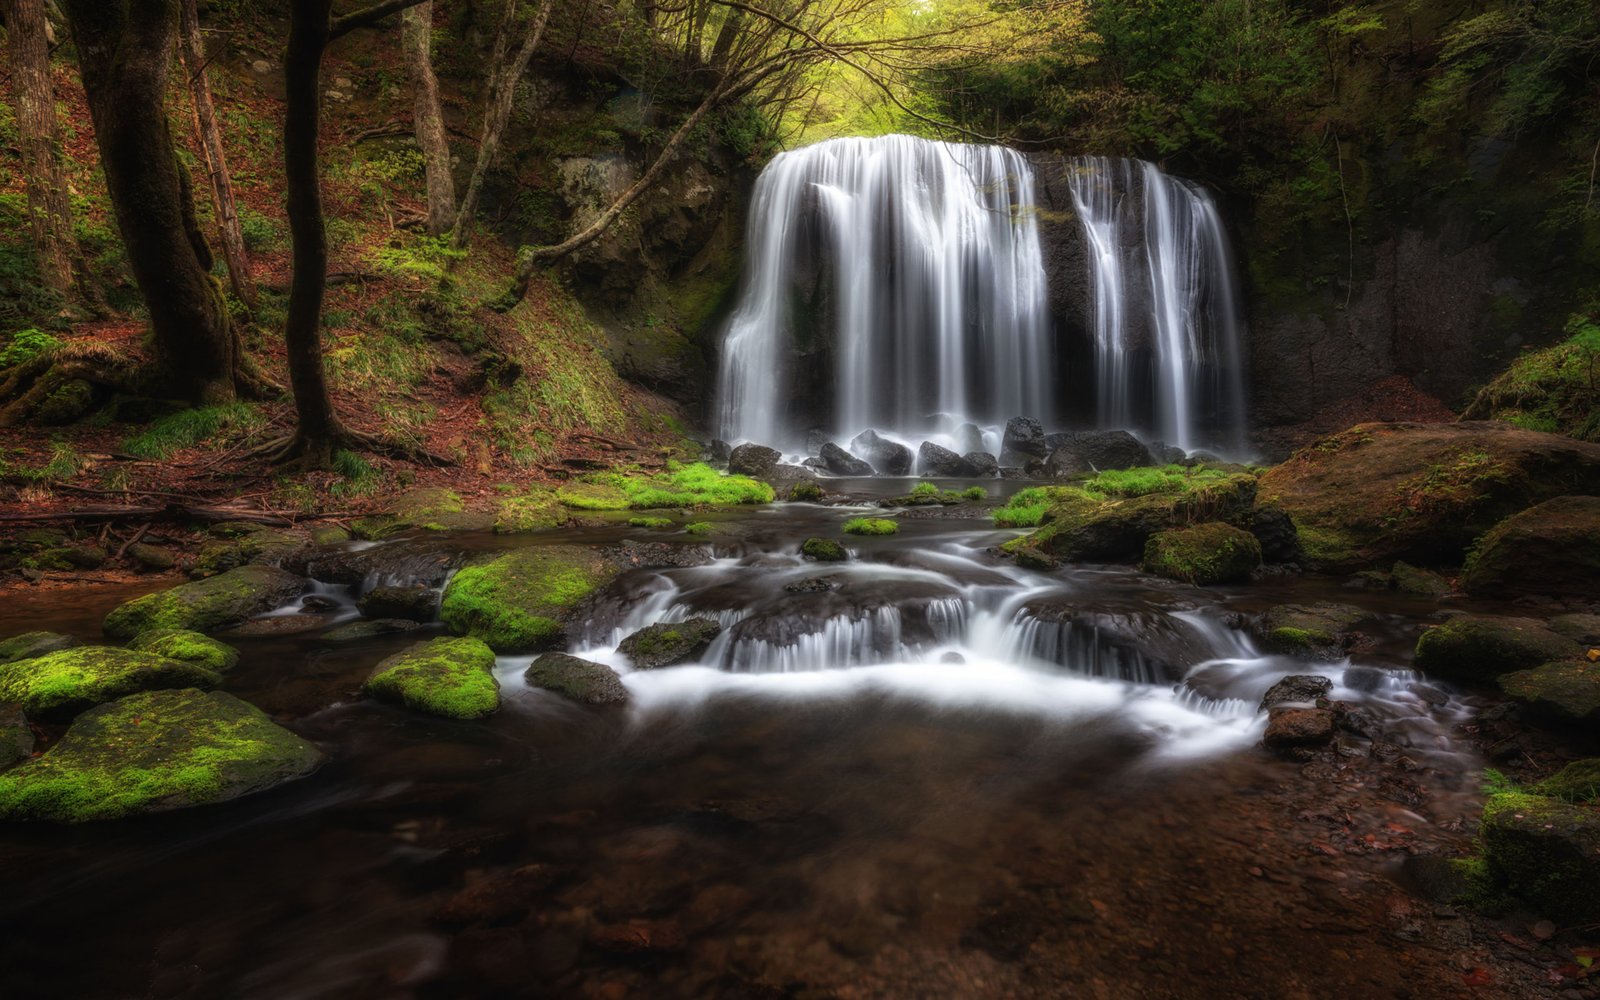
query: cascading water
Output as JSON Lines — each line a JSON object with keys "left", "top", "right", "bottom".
{"left": 714, "top": 135, "right": 1053, "bottom": 450}
{"left": 1066, "top": 157, "right": 1249, "bottom": 454}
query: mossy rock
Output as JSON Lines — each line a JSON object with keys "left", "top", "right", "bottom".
{"left": 1534, "top": 760, "right": 1600, "bottom": 803}
{"left": 0, "top": 631, "right": 79, "bottom": 664}
{"left": 1140, "top": 523, "right": 1262, "bottom": 585}
{"left": 193, "top": 525, "right": 307, "bottom": 578}
{"left": 125, "top": 543, "right": 176, "bottom": 571}
{"left": 358, "top": 585, "right": 437, "bottom": 622}
{"left": 1481, "top": 789, "right": 1600, "bottom": 923}
{"left": 494, "top": 489, "right": 570, "bottom": 533}
{"left": 0, "top": 689, "right": 325, "bottom": 822}
{"left": 788, "top": 480, "right": 824, "bottom": 502}
{"left": 1256, "top": 422, "right": 1600, "bottom": 571}
{"left": 1462, "top": 329, "right": 1600, "bottom": 443}
{"left": 34, "top": 377, "right": 94, "bottom": 424}
{"left": 1414, "top": 616, "right": 1580, "bottom": 685}
{"left": 801, "top": 537, "right": 847, "bottom": 562}
{"left": 1461, "top": 495, "right": 1600, "bottom": 600}
{"left": 309, "top": 525, "right": 351, "bottom": 546}
{"left": 1498, "top": 661, "right": 1600, "bottom": 724}
{"left": 617, "top": 618, "right": 721, "bottom": 670}
{"left": 524, "top": 652, "right": 628, "bottom": 705}
{"left": 439, "top": 546, "right": 618, "bottom": 653}
{"left": 627, "top": 516, "right": 676, "bottom": 529}
{"left": 1, "top": 703, "right": 34, "bottom": 769}
{"left": 366, "top": 636, "right": 500, "bottom": 719}
{"left": 1011, "top": 474, "right": 1257, "bottom": 564}
{"left": 352, "top": 487, "right": 494, "bottom": 540}
{"left": 842, "top": 518, "right": 898, "bottom": 536}
{"left": 1251, "top": 603, "right": 1370, "bottom": 658}
{"left": 0, "top": 646, "right": 222, "bottom": 720}
{"left": 103, "top": 566, "right": 306, "bottom": 640}
{"left": 1389, "top": 561, "right": 1452, "bottom": 598}
{"left": 126, "top": 629, "right": 239, "bottom": 672}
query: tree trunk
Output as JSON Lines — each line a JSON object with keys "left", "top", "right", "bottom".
{"left": 450, "top": 0, "right": 552, "bottom": 249}
{"left": 403, "top": 1, "right": 456, "bottom": 236}
{"left": 5, "top": 0, "right": 75, "bottom": 298}
{"left": 178, "top": 0, "right": 256, "bottom": 309}
{"left": 60, "top": 0, "right": 240, "bottom": 405}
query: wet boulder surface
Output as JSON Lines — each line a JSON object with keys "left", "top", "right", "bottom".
{"left": 102, "top": 566, "right": 306, "bottom": 640}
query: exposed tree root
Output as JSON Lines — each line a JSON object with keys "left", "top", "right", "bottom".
{"left": 248, "top": 423, "right": 454, "bottom": 469}
{"left": 0, "top": 340, "right": 138, "bottom": 427}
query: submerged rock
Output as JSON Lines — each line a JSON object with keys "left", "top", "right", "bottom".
{"left": 524, "top": 652, "right": 628, "bottom": 705}
{"left": 439, "top": 546, "right": 619, "bottom": 653}
{"left": 728, "top": 443, "right": 781, "bottom": 479}
{"left": 1461, "top": 495, "right": 1600, "bottom": 600}
{"left": 618, "top": 618, "right": 722, "bottom": 669}
{"left": 103, "top": 565, "right": 306, "bottom": 640}
{"left": 126, "top": 629, "right": 240, "bottom": 672}
{"left": 818, "top": 443, "right": 873, "bottom": 476}
{"left": 1141, "top": 522, "right": 1261, "bottom": 585}
{"left": 0, "top": 631, "right": 78, "bottom": 665}
{"left": 849, "top": 431, "right": 913, "bottom": 476}
{"left": 366, "top": 636, "right": 500, "bottom": 719}
{"left": 0, "top": 689, "right": 324, "bottom": 822}
{"left": 1414, "top": 615, "right": 1579, "bottom": 684}
{"left": 0, "top": 646, "right": 221, "bottom": 720}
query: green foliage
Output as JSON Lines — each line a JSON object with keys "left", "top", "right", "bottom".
{"left": 1080, "top": 465, "right": 1242, "bottom": 500}
{"left": 236, "top": 207, "right": 284, "bottom": 254}
{"left": 120, "top": 404, "right": 264, "bottom": 460}
{"left": 993, "top": 486, "right": 1070, "bottom": 528}
{"left": 371, "top": 235, "right": 467, "bottom": 283}
{"left": 0, "top": 328, "right": 62, "bottom": 368}
{"left": 562, "top": 462, "right": 775, "bottom": 510}
{"left": 788, "top": 480, "right": 825, "bottom": 502}
{"left": 330, "top": 450, "right": 382, "bottom": 497}
{"left": 842, "top": 517, "right": 898, "bottom": 536}
{"left": 684, "top": 521, "right": 713, "bottom": 535}
{"left": 1465, "top": 310, "right": 1600, "bottom": 441}
{"left": 628, "top": 516, "right": 675, "bottom": 528}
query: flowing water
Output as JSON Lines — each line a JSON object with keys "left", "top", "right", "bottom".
{"left": 0, "top": 498, "right": 1493, "bottom": 999}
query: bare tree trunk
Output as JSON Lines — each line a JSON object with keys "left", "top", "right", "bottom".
{"left": 178, "top": 0, "right": 256, "bottom": 308}
{"left": 5, "top": 0, "right": 75, "bottom": 298}
{"left": 450, "top": 0, "right": 552, "bottom": 249}
{"left": 403, "top": 1, "right": 456, "bottom": 235}
{"left": 61, "top": 0, "right": 242, "bottom": 405}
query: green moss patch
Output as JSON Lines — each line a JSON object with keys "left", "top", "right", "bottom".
{"left": 439, "top": 546, "right": 618, "bottom": 653}
{"left": 683, "top": 521, "right": 713, "bottom": 535}
{"left": 843, "top": 517, "right": 899, "bottom": 536}
{"left": 1252, "top": 603, "right": 1370, "bottom": 657}
{"left": 0, "top": 689, "right": 324, "bottom": 822}
{"left": 126, "top": 630, "right": 239, "bottom": 672}
{"left": 365, "top": 636, "right": 500, "bottom": 720}
{"left": 1480, "top": 784, "right": 1600, "bottom": 924}
{"left": 494, "top": 488, "right": 570, "bottom": 534}
{"left": 352, "top": 487, "right": 494, "bottom": 540}
{"left": 1006, "top": 474, "right": 1258, "bottom": 564}
{"left": 1463, "top": 321, "right": 1600, "bottom": 443}
{"left": 1415, "top": 616, "right": 1580, "bottom": 685}
{"left": 617, "top": 618, "right": 721, "bottom": 670}
{"left": 1141, "top": 522, "right": 1262, "bottom": 585}
{"left": 788, "top": 480, "right": 824, "bottom": 502}
{"left": 0, "top": 646, "right": 222, "bottom": 720}
{"left": 560, "top": 462, "right": 775, "bottom": 511}
{"left": 801, "top": 537, "right": 847, "bottom": 561}
{"left": 627, "top": 516, "right": 676, "bottom": 529}
{"left": 103, "top": 566, "right": 306, "bottom": 640}
{"left": 1534, "top": 760, "right": 1600, "bottom": 803}
{"left": 1499, "top": 661, "right": 1600, "bottom": 724}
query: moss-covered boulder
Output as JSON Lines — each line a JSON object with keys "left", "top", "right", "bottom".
{"left": 0, "top": 689, "right": 324, "bottom": 822}
{"left": 352, "top": 487, "right": 495, "bottom": 540}
{"left": 1499, "top": 661, "right": 1600, "bottom": 724}
{"left": 0, "top": 631, "right": 78, "bottom": 664}
{"left": 1250, "top": 603, "right": 1371, "bottom": 658}
{"left": 126, "top": 629, "right": 239, "bottom": 672}
{"left": 1461, "top": 495, "right": 1600, "bottom": 600}
{"left": 365, "top": 637, "right": 500, "bottom": 719}
{"left": 1257, "top": 422, "right": 1600, "bottom": 570}
{"left": 524, "top": 652, "right": 628, "bottom": 705}
{"left": 1007, "top": 473, "right": 1257, "bottom": 564}
{"left": 1414, "top": 616, "right": 1580, "bottom": 684}
{"left": 1462, "top": 326, "right": 1600, "bottom": 443}
{"left": 439, "top": 546, "right": 619, "bottom": 653}
{"left": 1141, "top": 523, "right": 1262, "bottom": 585}
{"left": 618, "top": 618, "right": 721, "bottom": 670}
{"left": 103, "top": 566, "right": 306, "bottom": 640}
{"left": 1550, "top": 613, "right": 1600, "bottom": 645}
{"left": 0, "top": 647, "right": 222, "bottom": 720}
{"left": 493, "top": 488, "right": 570, "bottom": 534}
{"left": 788, "top": 480, "right": 824, "bottom": 502}
{"left": 1534, "top": 760, "right": 1600, "bottom": 803}
{"left": 801, "top": 537, "right": 847, "bottom": 561}
{"left": 192, "top": 523, "right": 308, "bottom": 578}
{"left": 1481, "top": 789, "right": 1600, "bottom": 923}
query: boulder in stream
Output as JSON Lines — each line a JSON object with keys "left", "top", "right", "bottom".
{"left": 126, "top": 629, "right": 240, "bottom": 672}
{"left": 801, "top": 537, "right": 848, "bottom": 562}
{"left": 1262, "top": 707, "right": 1336, "bottom": 751}
{"left": 0, "top": 631, "right": 78, "bottom": 664}
{"left": 359, "top": 584, "right": 438, "bottom": 623}
{"left": 728, "top": 443, "right": 782, "bottom": 479}
{"left": 849, "top": 431, "right": 913, "bottom": 476}
{"left": 1141, "top": 523, "right": 1261, "bottom": 585}
{"left": 524, "top": 652, "right": 628, "bottom": 705}
{"left": 0, "top": 646, "right": 222, "bottom": 720}
{"left": 916, "top": 441, "right": 975, "bottom": 477}
{"left": 1460, "top": 495, "right": 1600, "bottom": 600}
{"left": 1498, "top": 661, "right": 1600, "bottom": 725}
{"left": 0, "top": 689, "right": 324, "bottom": 822}
{"left": 366, "top": 636, "right": 500, "bottom": 719}
{"left": 618, "top": 618, "right": 722, "bottom": 669}
{"left": 439, "top": 546, "right": 619, "bottom": 653}
{"left": 1250, "top": 603, "right": 1372, "bottom": 659}
{"left": 1480, "top": 787, "right": 1600, "bottom": 923}
{"left": 103, "top": 565, "right": 306, "bottom": 640}
{"left": 1043, "top": 430, "right": 1155, "bottom": 471}
{"left": 962, "top": 451, "right": 999, "bottom": 477}
{"left": 1259, "top": 674, "right": 1332, "bottom": 711}
{"left": 818, "top": 443, "right": 874, "bottom": 476}
{"left": 999, "top": 417, "right": 1047, "bottom": 466}
{"left": 1414, "top": 615, "right": 1581, "bottom": 684}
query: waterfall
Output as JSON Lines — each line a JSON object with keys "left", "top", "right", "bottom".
{"left": 713, "top": 135, "right": 1053, "bottom": 450}
{"left": 1067, "top": 158, "right": 1248, "bottom": 454}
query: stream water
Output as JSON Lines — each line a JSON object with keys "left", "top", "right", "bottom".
{"left": 0, "top": 490, "right": 1494, "bottom": 999}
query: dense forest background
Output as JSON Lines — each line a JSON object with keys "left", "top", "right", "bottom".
{"left": 0, "top": 0, "right": 1596, "bottom": 504}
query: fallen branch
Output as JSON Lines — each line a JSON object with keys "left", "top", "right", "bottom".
{"left": 0, "top": 503, "right": 293, "bottom": 526}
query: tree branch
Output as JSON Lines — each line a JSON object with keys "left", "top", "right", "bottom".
{"left": 328, "top": 0, "right": 430, "bottom": 42}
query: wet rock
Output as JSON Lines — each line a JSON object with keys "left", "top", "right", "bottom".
{"left": 787, "top": 480, "right": 824, "bottom": 502}
{"left": 728, "top": 443, "right": 781, "bottom": 479}
{"left": 1015, "top": 474, "right": 1257, "bottom": 563}
{"left": 125, "top": 543, "right": 176, "bottom": 572}
{"left": 1259, "top": 674, "right": 1332, "bottom": 711}
{"left": 1342, "top": 665, "right": 1387, "bottom": 693}
{"left": 1329, "top": 700, "right": 1380, "bottom": 739}
{"left": 0, "top": 689, "right": 323, "bottom": 821}
{"left": 103, "top": 565, "right": 306, "bottom": 640}
{"left": 0, "top": 646, "right": 221, "bottom": 720}
{"left": 917, "top": 441, "right": 976, "bottom": 476}
{"left": 1498, "top": 661, "right": 1600, "bottom": 724}
{"left": 350, "top": 487, "right": 493, "bottom": 541}
{"left": 359, "top": 584, "right": 437, "bottom": 622}
{"left": 605, "top": 539, "right": 715, "bottom": 570}
{"left": 587, "top": 919, "right": 687, "bottom": 954}
{"left": 1, "top": 703, "right": 33, "bottom": 768}
{"left": 704, "top": 439, "right": 731, "bottom": 464}
{"left": 818, "top": 442, "right": 874, "bottom": 476}
{"left": 784, "top": 575, "right": 843, "bottom": 593}
{"left": 1413, "top": 615, "right": 1580, "bottom": 684}
{"left": 1251, "top": 603, "right": 1370, "bottom": 659}
{"left": 1256, "top": 421, "right": 1600, "bottom": 571}
{"left": 524, "top": 652, "right": 628, "bottom": 705}
{"left": 366, "top": 636, "right": 500, "bottom": 720}
{"left": 618, "top": 617, "right": 721, "bottom": 669}
{"left": 193, "top": 525, "right": 307, "bottom": 578}
{"left": 439, "top": 546, "right": 618, "bottom": 653}
{"left": 801, "top": 537, "right": 847, "bottom": 562}
{"left": 435, "top": 864, "right": 558, "bottom": 926}
{"left": 1389, "top": 561, "right": 1451, "bottom": 598}
{"left": 1141, "top": 522, "right": 1262, "bottom": 585}
{"left": 0, "top": 631, "right": 78, "bottom": 664}
{"left": 1461, "top": 495, "right": 1600, "bottom": 600}
{"left": 1030, "top": 446, "right": 1092, "bottom": 480}
{"left": 126, "top": 629, "right": 239, "bottom": 672}
{"left": 1000, "top": 417, "right": 1047, "bottom": 466}
{"left": 962, "top": 451, "right": 999, "bottom": 477}
{"left": 1482, "top": 789, "right": 1600, "bottom": 923}
{"left": 1263, "top": 707, "right": 1336, "bottom": 750}
{"left": 1015, "top": 595, "right": 1214, "bottom": 682}
{"left": 1247, "top": 504, "right": 1301, "bottom": 563}
{"left": 1043, "top": 429, "right": 1155, "bottom": 471}
{"left": 293, "top": 538, "right": 464, "bottom": 589}
{"left": 300, "top": 595, "right": 340, "bottom": 613}
{"left": 850, "top": 430, "right": 913, "bottom": 476}
{"left": 322, "top": 619, "right": 420, "bottom": 641}
{"left": 223, "top": 614, "right": 337, "bottom": 637}
{"left": 940, "top": 651, "right": 966, "bottom": 664}
{"left": 1148, "top": 441, "right": 1186, "bottom": 465}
